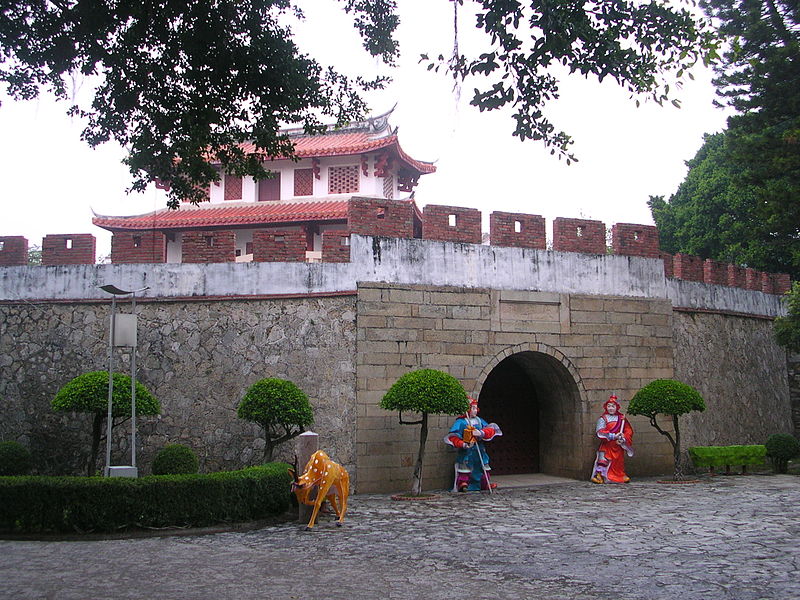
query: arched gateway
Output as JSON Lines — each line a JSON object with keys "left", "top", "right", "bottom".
{"left": 473, "top": 344, "right": 589, "bottom": 480}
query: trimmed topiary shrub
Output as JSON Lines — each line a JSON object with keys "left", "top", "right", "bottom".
{"left": 0, "top": 463, "right": 292, "bottom": 533}
{"left": 152, "top": 444, "right": 199, "bottom": 475}
{"left": 765, "top": 433, "right": 800, "bottom": 474}
{"left": 52, "top": 371, "right": 160, "bottom": 475}
{"left": 628, "top": 378, "right": 705, "bottom": 481}
{"left": 0, "top": 441, "right": 32, "bottom": 476}
{"left": 381, "top": 368, "right": 469, "bottom": 495}
{"left": 237, "top": 378, "right": 313, "bottom": 462}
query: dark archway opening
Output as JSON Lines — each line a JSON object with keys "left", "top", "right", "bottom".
{"left": 479, "top": 358, "right": 539, "bottom": 475}
{"left": 476, "top": 350, "right": 586, "bottom": 479}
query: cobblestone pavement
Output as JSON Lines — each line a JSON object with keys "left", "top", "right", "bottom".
{"left": 2, "top": 475, "right": 799, "bottom": 600}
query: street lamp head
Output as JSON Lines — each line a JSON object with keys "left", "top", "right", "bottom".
{"left": 99, "top": 285, "right": 150, "bottom": 296}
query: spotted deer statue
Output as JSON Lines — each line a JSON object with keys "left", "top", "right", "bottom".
{"left": 288, "top": 450, "right": 350, "bottom": 530}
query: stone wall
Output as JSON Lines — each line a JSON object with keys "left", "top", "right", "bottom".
{"left": 672, "top": 310, "right": 793, "bottom": 449}
{"left": 0, "top": 295, "right": 357, "bottom": 477}
{"left": 789, "top": 353, "right": 800, "bottom": 436}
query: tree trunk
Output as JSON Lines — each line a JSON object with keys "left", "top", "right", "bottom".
{"left": 89, "top": 412, "right": 104, "bottom": 476}
{"left": 672, "top": 414, "right": 684, "bottom": 481}
{"left": 411, "top": 413, "right": 428, "bottom": 495}
{"left": 264, "top": 438, "right": 274, "bottom": 463}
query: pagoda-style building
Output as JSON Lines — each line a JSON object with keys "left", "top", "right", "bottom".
{"left": 92, "top": 109, "right": 435, "bottom": 264}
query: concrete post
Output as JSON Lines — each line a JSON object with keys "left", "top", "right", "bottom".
{"left": 295, "top": 431, "right": 319, "bottom": 524}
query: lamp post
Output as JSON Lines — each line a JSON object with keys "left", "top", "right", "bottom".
{"left": 99, "top": 284, "right": 148, "bottom": 477}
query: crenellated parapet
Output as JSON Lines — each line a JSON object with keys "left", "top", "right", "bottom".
{"left": 5, "top": 199, "right": 793, "bottom": 295}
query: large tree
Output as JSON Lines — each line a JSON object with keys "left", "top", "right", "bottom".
{"left": 1, "top": 1, "right": 715, "bottom": 203}
{"left": 652, "top": 0, "right": 800, "bottom": 278}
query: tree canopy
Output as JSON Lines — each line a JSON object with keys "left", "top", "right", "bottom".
{"left": 52, "top": 370, "right": 160, "bottom": 475}
{"left": 774, "top": 282, "right": 800, "bottom": 353}
{"left": 652, "top": 0, "right": 800, "bottom": 279}
{"left": 1, "top": 0, "right": 716, "bottom": 203}
{"left": 381, "top": 368, "right": 468, "bottom": 495}
{"left": 237, "top": 377, "right": 313, "bottom": 462}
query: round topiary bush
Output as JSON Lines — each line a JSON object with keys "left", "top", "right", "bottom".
{"left": 152, "top": 444, "right": 199, "bottom": 475}
{"left": 765, "top": 433, "right": 800, "bottom": 474}
{"left": 0, "top": 440, "right": 33, "bottom": 476}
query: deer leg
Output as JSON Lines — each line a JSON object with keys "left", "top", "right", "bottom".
{"left": 305, "top": 481, "right": 334, "bottom": 530}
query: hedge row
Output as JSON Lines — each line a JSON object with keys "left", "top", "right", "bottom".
{"left": 0, "top": 463, "right": 292, "bottom": 534}
{"left": 688, "top": 445, "right": 767, "bottom": 468}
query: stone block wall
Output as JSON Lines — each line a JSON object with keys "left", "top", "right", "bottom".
{"left": 111, "top": 231, "right": 167, "bottom": 264}
{"left": 422, "top": 205, "right": 482, "bottom": 244}
{"left": 42, "top": 234, "right": 96, "bottom": 266}
{"left": 552, "top": 218, "right": 606, "bottom": 254}
{"left": 355, "top": 282, "right": 676, "bottom": 493}
{"left": 182, "top": 230, "right": 236, "bottom": 263}
{"left": 0, "top": 236, "right": 28, "bottom": 266}
{"left": 611, "top": 224, "right": 660, "bottom": 258}
{"left": 253, "top": 230, "right": 307, "bottom": 262}
{"left": 348, "top": 197, "right": 414, "bottom": 238}
{"left": 322, "top": 230, "right": 351, "bottom": 263}
{"left": 0, "top": 295, "right": 358, "bottom": 477}
{"left": 489, "top": 211, "right": 546, "bottom": 249}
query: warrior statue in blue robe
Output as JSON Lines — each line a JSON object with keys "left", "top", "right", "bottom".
{"left": 444, "top": 397, "right": 502, "bottom": 491}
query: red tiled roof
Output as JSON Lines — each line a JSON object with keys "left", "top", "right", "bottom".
{"left": 241, "top": 133, "right": 436, "bottom": 175}
{"left": 93, "top": 200, "right": 349, "bottom": 232}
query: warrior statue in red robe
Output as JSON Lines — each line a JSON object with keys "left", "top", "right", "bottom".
{"left": 591, "top": 395, "right": 634, "bottom": 484}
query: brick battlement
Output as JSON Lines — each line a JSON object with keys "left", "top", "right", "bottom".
{"left": 42, "top": 234, "right": 95, "bottom": 266}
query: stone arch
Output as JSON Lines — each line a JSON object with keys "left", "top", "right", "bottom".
{"left": 472, "top": 342, "right": 590, "bottom": 480}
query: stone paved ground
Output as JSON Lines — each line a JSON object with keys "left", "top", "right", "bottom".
{"left": 2, "top": 475, "right": 799, "bottom": 600}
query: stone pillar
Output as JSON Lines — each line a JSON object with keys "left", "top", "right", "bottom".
{"left": 294, "top": 431, "right": 319, "bottom": 525}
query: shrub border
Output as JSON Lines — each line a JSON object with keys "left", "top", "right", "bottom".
{"left": 0, "top": 463, "right": 292, "bottom": 535}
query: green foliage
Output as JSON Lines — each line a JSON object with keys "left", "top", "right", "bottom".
{"left": 0, "top": 0, "right": 397, "bottom": 207}
{"left": 0, "top": 464, "right": 291, "bottom": 533}
{"left": 688, "top": 445, "right": 766, "bottom": 468}
{"left": 765, "top": 433, "right": 800, "bottom": 474}
{"left": 152, "top": 444, "right": 199, "bottom": 476}
{"left": 1, "top": 0, "right": 716, "bottom": 199}
{"left": 774, "top": 282, "right": 800, "bottom": 352}
{"left": 0, "top": 441, "right": 32, "bottom": 476}
{"left": 628, "top": 379, "right": 706, "bottom": 418}
{"left": 653, "top": 1, "right": 800, "bottom": 279}
{"left": 52, "top": 371, "right": 160, "bottom": 475}
{"left": 237, "top": 378, "right": 313, "bottom": 461}
{"left": 428, "top": 0, "right": 717, "bottom": 163}
{"left": 380, "top": 369, "right": 468, "bottom": 416}
{"left": 27, "top": 244, "right": 41, "bottom": 266}
{"left": 52, "top": 371, "right": 160, "bottom": 417}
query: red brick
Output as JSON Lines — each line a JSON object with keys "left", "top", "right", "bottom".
{"left": 0, "top": 236, "right": 28, "bottom": 266}
{"left": 42, "top": 234, "right": 96, "bottom": 265}
{"left": 111, "top": 231, "right": 166, "bottom": 264}
{"left": 347, "top": 197, "right": 414, "bottom": 239}
{"left": 322, "top": 230, "right": 351, "bottom": 263}
{"left": 423, "top": 205, "right": 481, "bottom": 244}
{"left": 552, "top": 218, "right": 606, "bottom": 254}
{"left": 252, "top": 230, "right": 306, "bottom": 262}
{"left": 489, "top": 212, "right": 545, "bottom": 249}
{"left": 611, "top": 223, "right": 660, "bottom": 258}
{"left": 182, "top": 230, "right": 236, "bottom": 263}
{"left": 673, "top": 253, "right": 704, "bottom": 282}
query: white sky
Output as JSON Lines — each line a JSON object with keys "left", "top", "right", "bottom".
{"left": 0, "top": 1, "right": 731, "bottom": 258}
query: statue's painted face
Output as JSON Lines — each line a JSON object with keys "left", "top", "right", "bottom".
{"left": 606, "top": 402, "right": 618, "bottom": 415}
{"left": 468, "top": 404, "right": 479, "bottom": 418}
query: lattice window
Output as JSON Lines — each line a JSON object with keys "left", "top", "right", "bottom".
{"left": 383, "top": 175, "right": 394, "bottom": 199}
{"left": 294, "top": 168, "right": 313, "bottom": 196}
{"left": 224, "top": 174, "right": 242, "bottom": 201}
{"left": 328, "top": 165, "right": 359, "bottom": 194}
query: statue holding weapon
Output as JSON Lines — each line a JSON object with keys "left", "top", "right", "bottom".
{"left": 444, "top": 397, "right": 502, "bottom": 492}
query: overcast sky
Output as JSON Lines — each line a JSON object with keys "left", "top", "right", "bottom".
{"left": 0, "top": 2, "right": 731, "bottom": 258}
